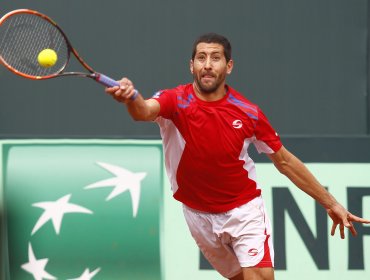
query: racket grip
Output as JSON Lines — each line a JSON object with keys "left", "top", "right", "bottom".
{"left": 95, "top": 73, "right": 139, "bottom": 101}
{"left": 95, "top": 73, "right": 120, "bottom": 87}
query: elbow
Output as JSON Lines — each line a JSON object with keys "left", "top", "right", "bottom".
{"left": 131, "top": 115, "right": 143, "bottom": 121}
{"left": 128, "top": 108, "right": 151, "bottom": 121}
{"left": 269, "top": 147, "right": 295, "bottom": 176}
{"left": 131, "top": 112, "right": 155, "bottom": 122}
{"left": 132, "top": 115, "right": 148, "bottom": 122}
{"left": 274, "top": 158, "right": 292, "bottom": 175}
{"left": 274, "top": 161, "right": 290, "bottom": 176}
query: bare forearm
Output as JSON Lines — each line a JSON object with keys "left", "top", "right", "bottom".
{"left": 281, "top": 155, "right": 337, "bottom": 209}
{"left": 104, "top": 78, "right": 160, "bottom": 121}
{"left": 269, "top": 147, "right": 337, "bottom": 209}
{"left": 126, "top": 95, "right": 157, "bottom": 121}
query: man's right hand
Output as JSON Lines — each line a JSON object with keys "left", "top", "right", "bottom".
{"left": 105, "top": 77, "right": 137, "bottom": 104}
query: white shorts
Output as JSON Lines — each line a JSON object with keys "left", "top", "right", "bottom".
{"left": 183, "top": 195, "right": 274, "bottom": 278}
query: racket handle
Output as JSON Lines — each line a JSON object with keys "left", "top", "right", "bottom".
{"left": 95, "top": 73, "right": 120, "bottom": 87}
{"left": 95, "top": 73, "right": 139, "bottom": 101}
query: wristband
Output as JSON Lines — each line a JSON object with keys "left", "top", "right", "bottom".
{"left": 130, "top": 90, "right": 139, "bottom": 101}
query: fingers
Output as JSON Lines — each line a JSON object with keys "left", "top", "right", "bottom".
{"left": 347, "top": 221, "right": 357, "bottom": 237}
{"left": 347, "top": 213, "right": 370, "bottom": 224}
{"left": 328, "top": 202, "right": 369, "bottom": 239}
{"left": 331, "top": 220, "right": 349, "bottom": 239}
{"left": 105, "top": 77, "right": 137, "bottom": 103}
{"left": 340, "top": 223, "right": 345, "bottom": 239}
{"left": 345, "top": 213, "right": 369, "bottom": 237}
{"left": 345, "top": 213, "right": 370, "bottom": 237}
{"left": 104, "top": 85, "right": 120, "bottom": 94}
{"left": 330, "top": 222, "right": 337, "bottom": 236}
{"left": 330, "top": 210, "right": 369, "bottom": 239}
{"left": 331, "top": 222, "right": 347, "bottom": 239}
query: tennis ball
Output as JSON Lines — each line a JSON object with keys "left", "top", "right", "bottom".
{"left": 37, "top": 49, "right": 58, "bottom": 68}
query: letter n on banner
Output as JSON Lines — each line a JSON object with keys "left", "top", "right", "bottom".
{"left": 272, "top": 187, "right": 329, "bottom": 270}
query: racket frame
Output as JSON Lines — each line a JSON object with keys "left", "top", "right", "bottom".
{"left": 0, "top": 9, "right": 108, "bottom": 83}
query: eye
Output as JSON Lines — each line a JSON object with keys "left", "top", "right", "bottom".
{"left": 196, "top": 55, "right": 206, "bottom": 61}
{"left": 212, "top": 55, "right": 221, "bottom": 61}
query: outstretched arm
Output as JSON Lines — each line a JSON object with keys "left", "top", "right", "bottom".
{"left": 105, "top": 77, "right": 160, "bottom": 121}
{"left": 268, "top": 146, "right": 370, "bottom": 239}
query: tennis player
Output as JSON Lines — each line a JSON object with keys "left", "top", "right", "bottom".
{"left": 105, "top": 33, "right": 370, "bottom": 280}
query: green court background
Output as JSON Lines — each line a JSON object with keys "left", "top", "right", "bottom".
{"left": 0, "top": 0, "right": 369, "bottom": 138}
{"left": 1, "top": 140, "right": 370, "bottom": 280}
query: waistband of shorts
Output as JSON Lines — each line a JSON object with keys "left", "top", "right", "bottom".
{"left": 182, "top": 195, "right": 262, "bottom": 215}
{"left": 182, "top": 204, "right": 215, "bottom": 214}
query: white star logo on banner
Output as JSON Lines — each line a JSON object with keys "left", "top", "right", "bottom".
{"left": 85, "top": 162, "right": 146, "bottom": 217}
{"left": 21, "top": 160, "right": 150, "bottom": 278}
{"left": 21, "top": 243, "right": 57, "bottom": 280}
{"left": 31, "top": 194, "right": 93, "bottom": 235}
{"left": 67, "top": 268, "right": 101, "bottom": 280}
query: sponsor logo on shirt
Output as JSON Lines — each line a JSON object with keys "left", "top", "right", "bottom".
{"left": 232, "top": 119, "right": 243, "bottom": 129}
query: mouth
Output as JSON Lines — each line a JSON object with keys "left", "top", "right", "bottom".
{"left": 201, "top": 73, "right": 215, "bottom": 81}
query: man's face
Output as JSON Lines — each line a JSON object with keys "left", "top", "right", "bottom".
{"left": 190, "top": 42, "right": 233, "bottom": 94}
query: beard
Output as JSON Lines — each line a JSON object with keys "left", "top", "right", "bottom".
{"left": 193, "top": 71, "right": 226, "bottom": 94}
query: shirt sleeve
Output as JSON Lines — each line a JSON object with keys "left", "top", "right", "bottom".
{"left": 150, "top": 90, "right": 177, "bottom": 119}
{"left": 253, "top": 108, "right": 282, "bottom": 154}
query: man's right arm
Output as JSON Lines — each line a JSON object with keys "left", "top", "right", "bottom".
{"left": 104, "top": 77, "right": 160, "bottom": 121}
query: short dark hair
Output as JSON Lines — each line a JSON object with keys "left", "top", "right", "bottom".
{"left": 192, "top": 33, "right": 232, "bottom": 62}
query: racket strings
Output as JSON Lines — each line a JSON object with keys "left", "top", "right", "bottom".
{"left": 0, "top": 13, "right": 69, "bottom": 77}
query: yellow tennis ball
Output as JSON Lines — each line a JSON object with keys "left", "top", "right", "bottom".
{"left": 37, "top": 49, "right": 58, "bottom": 68}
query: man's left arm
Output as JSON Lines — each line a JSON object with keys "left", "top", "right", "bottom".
{"left": 267, "top": 146, "right": 370, "bottom": 239}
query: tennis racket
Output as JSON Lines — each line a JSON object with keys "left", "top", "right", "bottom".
{"left": 0, "top": 9, "right": 138, "bottom": 98}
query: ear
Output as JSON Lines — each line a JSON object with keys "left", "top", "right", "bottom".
{"left": 190, "top": 59, "right": 194, "bottom": 74}
{"left": 226, "top": 59, "right": 234, "bottom": 75}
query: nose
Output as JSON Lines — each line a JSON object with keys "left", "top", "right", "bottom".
{"left": 204, "top": 57, "right": 212, "bottom": 69}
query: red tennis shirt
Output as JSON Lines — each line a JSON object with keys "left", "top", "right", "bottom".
{"left": 152, "top": 84, "right": 282, "bottom": 213}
